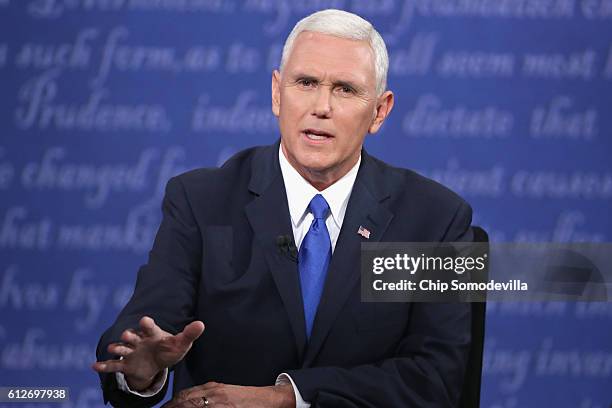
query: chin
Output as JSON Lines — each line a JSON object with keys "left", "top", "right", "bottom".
{"left": 297, "top": 155, "right": 333, "bottom": 173}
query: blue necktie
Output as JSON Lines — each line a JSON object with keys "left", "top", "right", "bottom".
{"left": 298, "top": 194, "right": 332, "bottom": 339}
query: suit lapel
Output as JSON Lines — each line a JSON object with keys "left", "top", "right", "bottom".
{"left": 303, "top": 152, "right": 394, "bottom": 367}
{"left": 244, "top": 143, "right": 307, "bottom": 359}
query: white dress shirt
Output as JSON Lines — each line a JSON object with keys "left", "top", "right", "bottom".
{"left": 279, "top": 145, "right": 360, "bottom": 254}
{"left": 117, "top": 145, "right": 361, "bottom": 408}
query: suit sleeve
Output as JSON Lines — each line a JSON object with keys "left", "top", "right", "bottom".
{"left": 287, "top": 201, "right": 474, "bottom": 408}
{"left": 96, "top": 176, "right": 203, "bottom": 408}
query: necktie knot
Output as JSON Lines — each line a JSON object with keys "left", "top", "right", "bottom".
{"left": 309, "top": 194, "right": 330, "bottom": 220}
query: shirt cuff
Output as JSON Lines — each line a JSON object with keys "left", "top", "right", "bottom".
{"left": 115, "top": 357, "right": 168, "bottom": 397}
{"left": 276, "top": 373, "right": 311, "bottom": 408}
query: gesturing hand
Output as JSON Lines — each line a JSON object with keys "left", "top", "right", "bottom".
{"left": 92, "top": 316, "right": 205, "bottom": 391}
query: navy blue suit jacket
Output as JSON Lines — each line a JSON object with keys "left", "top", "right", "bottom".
{"left": 97, "top": 141, "right": 473, "bottom": 407}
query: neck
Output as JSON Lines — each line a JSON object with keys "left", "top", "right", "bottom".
{"left": 281, "top": 144, "right": 359, "bottom": 191}
{"left": 301, "top": 170, "right": 339, "bottom": 191}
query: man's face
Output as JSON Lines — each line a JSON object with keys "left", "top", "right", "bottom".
{"left": 272, "top": 31, "right": 393, "bottom": 189}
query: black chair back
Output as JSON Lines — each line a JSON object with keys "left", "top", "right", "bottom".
{"left": 459, "top": 226, "right": 488, "bottom": 408}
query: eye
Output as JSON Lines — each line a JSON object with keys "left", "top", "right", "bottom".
{"left": 337, "top": 85, "right": 355, "bottom": 94}
{"left": 297, "top": 78, "right": 316, "bottom": 88}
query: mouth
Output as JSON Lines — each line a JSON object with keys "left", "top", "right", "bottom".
{"left": 302, "top": 128, "right": 334, "bottom": 142}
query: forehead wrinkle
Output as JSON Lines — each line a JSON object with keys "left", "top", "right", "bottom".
{"left": 283, "top": 32, "right": 376, "bottom": 88}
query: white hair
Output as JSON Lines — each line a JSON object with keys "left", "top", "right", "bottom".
{"left": 279, "top": 9, "right": 389, "bottom": 96}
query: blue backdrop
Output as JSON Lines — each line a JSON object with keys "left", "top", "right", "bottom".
{"left": 1, "top": 1, "right": 611, "bottom": 407}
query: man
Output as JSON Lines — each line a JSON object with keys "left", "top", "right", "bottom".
{"left": 94, "top": 9, "right": 473, "bottom": 408}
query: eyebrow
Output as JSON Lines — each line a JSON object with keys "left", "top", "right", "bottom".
{"left": 291, "top": 72, "right": 365, "bottom": 92}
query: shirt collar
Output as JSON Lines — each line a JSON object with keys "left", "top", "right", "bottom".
{"left": 279, "top": 144, "right": 361, "bottom": 229}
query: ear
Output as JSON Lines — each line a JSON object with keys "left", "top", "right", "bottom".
{"left": 368, "top": 90, "right": 394, "bottom": 134}
{"left": 271, "top": 70, "right": 281, "bottom": 117}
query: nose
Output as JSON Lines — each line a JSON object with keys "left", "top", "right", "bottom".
{"left": 312, "top": 87, "right": 332, "bottom": 118}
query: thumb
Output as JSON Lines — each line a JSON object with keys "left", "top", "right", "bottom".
{"left": 176, "top": 321, "right": 205, "bottom": 346}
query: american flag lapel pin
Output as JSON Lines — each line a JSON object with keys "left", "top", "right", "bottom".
{"left": 357, "top": 225, "right": 371, "bottom": 239}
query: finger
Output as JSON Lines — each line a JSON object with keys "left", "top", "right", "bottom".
{"left": 175, "top": 321, "right": 205, "bottom": 347}
{"left": 175, "top": 382, "right": 223, "bottom": 402}
{"left": 139, "top": 316, "right": 160, "bottom": 337}
{"left": 181, "top": 397, "right": 212, "bottom": 408}
{"left": 205, "top": 388, "right": 228, "bottom": 403}
{"left": 162, "top": 396, "right": 208, "bottom": 408}
{"left": 107, "top": 342, "right": 134, "bottom": 357}
{"left": 170, "top": 382, "right": 223, "bottom": 405}
{"left": 179, "top": 384, "right": 229, "bottom": 405}
{"left": 175, "top": 385, "right": 206, "bottom": 402}
{"left": 120, "top": 329, "right": 143, "bottom": 346}
{"left": 91, "top": 359, "right": 125, "bottom": 373}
